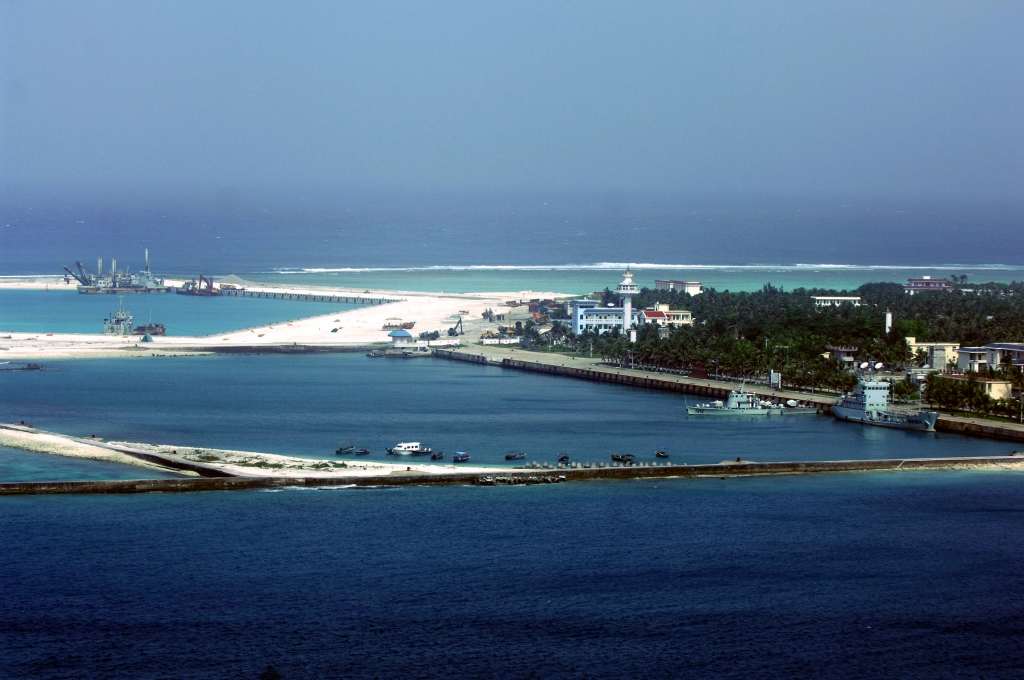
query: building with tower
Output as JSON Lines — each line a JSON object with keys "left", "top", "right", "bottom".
{"left": 570, "top": 268, "right": 638, "bottom": 337}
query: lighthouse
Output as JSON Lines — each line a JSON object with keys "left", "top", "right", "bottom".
{"left": 615, "top": 267, "right": 638, "bottom": 337}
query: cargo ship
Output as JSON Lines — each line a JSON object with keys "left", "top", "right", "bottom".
{"left": 64, "top": 250, "right": 169, "bottom": 293}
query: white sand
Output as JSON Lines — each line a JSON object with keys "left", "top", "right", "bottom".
{"left": 0, "top": 281, "right": 571, "bottom": 359}
{"left": 0, "top": 427, "right": 192, "bottom": 475}
{"left": 120, "top": 441, "right": 507, "bottom": 478}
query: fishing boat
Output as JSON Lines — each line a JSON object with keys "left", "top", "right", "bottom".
{"left": 386, "top": 442, "right": 432, "bottom": 455}
{"left": 453, "top": 452, "right": 470, "bottom": 463}
{"left": 335, "top": 444, "right": 355, "bottom": 454}
{"left": 430, "top": 452, "right": 444, "bottom": 460}
{"left": 655, "top": 448, "right": 669, "bottom": 458}
{"left": 611, "top": 453, "right": 635, "bottom": 464}
{"left": 366, "top": 350, "right": 385, "bottom": 358}
{"left": 832, "top": 378, "right": 939, "bottom": 431}
{"left": 557, "top": 453, "right": 570, "bottom": 463}
{"left": 354, "top": 448, "right": 370, "bottom": 455}
{"left": 505, "top": 451, "right": 526, "bottom": 460}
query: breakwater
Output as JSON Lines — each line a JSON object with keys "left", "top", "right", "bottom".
{"left": 432, "top": 348, "right": 831, "bottom": 409}
{"left": 2, "top": 455, "right": 1020, "bottom": 495}
{"left": 434, "top": 348, "right": 1024, "bottom": 443}
{"left": 222, "top": 289, "right": 399, "bottom": 305}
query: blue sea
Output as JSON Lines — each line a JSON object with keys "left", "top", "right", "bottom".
{"left": 1, "top": 355, "right": 1013, "bottom": 469}
{"left": 4, "top": 194, "right": 1024, "bottom": 677}
{"left": 3, "top": 472, "right": 1024, "bottom": 678}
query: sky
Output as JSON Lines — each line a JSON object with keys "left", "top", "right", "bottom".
{"left": 2, "top": 1, "right": 1023, "bottom": 201}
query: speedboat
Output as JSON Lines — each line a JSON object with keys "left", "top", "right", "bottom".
{"left": 354, "top": 449, "right": 370, "bottom": 455}
{"left": 335, "top": 444, "right": 355, "bottom": 454}
{"left": 453, "top": 452, "right": 470, "bottom": 463}
{"left": 430, "top": 452, "right": 444, "bottom": 460}
{"left": 505, "top": 452, "right": 526, "bottom": 460}
{"left": 386, "top": 442, "right": 432, "bottom": 455}
{"left": 557, "top": 453, "right": 570, "bottom": 463}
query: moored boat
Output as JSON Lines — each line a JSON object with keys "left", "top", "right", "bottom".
{"left": 354, "top": 448, "right": 371, "bottom": 455}
{"left": 686, "top": 384, "right": 781, "bottom": 416}
{"left": 386, "top": 442, "right": 432, "bottom": 455}
{"left": 505, "top": 451, "right": 526, "bottom": 460}
{"left": 655, "top": 448, "right": 669, "bottom": 458}
{"left": 611, "top": 453, "right": 635, "bottom": 464}
{"left": 832, "top": 379, "right": 939, "bottom": 431}
{"left": 557, "top": 453, "right": 570, "bottom": 463}
{"left": 453, "top": 452, "right": 470, "bottom": 463}
{"left": 430, "top": 452, "right": 444, "bottom": 460}
{"left": 335, "top": 444, "right": 355, "bottom": 454}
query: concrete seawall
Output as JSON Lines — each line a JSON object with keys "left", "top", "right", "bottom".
{"left": 433, "top": 348, "right": 832, "bottom": 410}
{"left": 433, "top": 348, "right": 1024, "bottom": 443}
{"left": 2, "top": 455, "right": 1021, "bottom": 496}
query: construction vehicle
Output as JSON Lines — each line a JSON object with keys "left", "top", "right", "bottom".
{"left": 447, "top": 317, "right": 464, "bottom": 336}
{"left": 176, "top": 275, "right": 222, "bottom": 296}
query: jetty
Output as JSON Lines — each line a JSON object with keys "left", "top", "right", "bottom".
{"left": 2, "top": 454, "right": 1021, "bottom": 496}
{"left": 221, "top": 289, "right": 399, "bottom": 305}
{"left": 432, "top": 346, "right": 1024, "bottom": 443}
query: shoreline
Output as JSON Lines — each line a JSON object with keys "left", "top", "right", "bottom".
{"left": 0, "top": 280, "right": 573, "bottom": 359}
{"left": 3, "top": 422, "right": 1023, "bottom": 495}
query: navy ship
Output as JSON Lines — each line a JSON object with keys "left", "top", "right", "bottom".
{"left": 832, "top": 379, "right": 938, "bottom": 431}
{"left": 64, "top": 250, "right": 169, "bottom": 293}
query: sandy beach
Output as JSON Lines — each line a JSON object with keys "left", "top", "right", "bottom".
{"left": 0, "top": 278, "right": 572, "bottom": 359}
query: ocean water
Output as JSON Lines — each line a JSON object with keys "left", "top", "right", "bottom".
{"left": 3, "top": 192, "right": 1024, "bottom": 274}
{"left": 0, "top": 289, "right": 358, "bottom": 336}
{"left": 0, "top": 355, "right": 1012, "bottom": 473}
{"left": 3, "top": 472, "right": 1024, "bottom": 679}
{"left": 0, "top": 445, "right": 180, "bottom": 482}
{"left": 248, "top": 264, "right": 1024, "bottom": 295}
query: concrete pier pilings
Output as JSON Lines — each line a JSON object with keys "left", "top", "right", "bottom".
{"left": 221, "top": 289, "right": 400, "bottom": 305}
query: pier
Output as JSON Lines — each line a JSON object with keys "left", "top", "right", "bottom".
{"left": 221, "top": 289, "right": 400, "bottom": 305}
{"left": 432, "top": 347, "right": 1024, "bottom": 443}
{"left": 1, "top": 454, "right": 1021, "bottom": 495}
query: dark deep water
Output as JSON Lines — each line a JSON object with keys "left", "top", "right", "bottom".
{"left": 3, "top": 191, "right": 1023, "bottom": 274}
{"left": 2, "top": 473, "right": 1024, "bottom": 679}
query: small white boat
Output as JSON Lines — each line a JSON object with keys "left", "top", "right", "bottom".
{"left": 386, "top": 442, "right": 432, "bottom": 455}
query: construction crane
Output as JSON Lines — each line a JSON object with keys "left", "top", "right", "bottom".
{"left": 447, "top": 316, "right": 464, "bottom": 336}
{"left": 62, "top": 261, "right": 93, "bottom": 286}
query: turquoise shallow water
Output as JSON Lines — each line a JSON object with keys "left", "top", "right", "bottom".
{"left": 0, "top": 354, "right": 1012, "bottom": 480}
{"left": 0, "top": 445, "right": 181, "bottom": 482}
{"left": 246, "top": 264, "right": 1024, "bottom": 294}
{"left": 0, "top": 288, "right": 358, "bottom": 335}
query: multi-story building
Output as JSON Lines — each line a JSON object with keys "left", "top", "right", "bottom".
{"left": 904, "top": 276, "right": 954, "bottom": 294}
{"left": 811, "top": 296, "right": 861, "bottom": 308}
{"left": 636, "top": 304, "right": 693, "bottom": 328}
{"left": 654, "top": 280, "right": 703, "bottom": 295}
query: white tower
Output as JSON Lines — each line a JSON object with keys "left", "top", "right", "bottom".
{"left": 885, "top": 309, "right": 893, "bottom": 335}
{"left": 615, "top": 267, "right": 638, "bottom": 337}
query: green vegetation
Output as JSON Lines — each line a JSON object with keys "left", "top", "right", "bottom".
{"left": 533, "top": 280, "right": 1024, "bottom": 393}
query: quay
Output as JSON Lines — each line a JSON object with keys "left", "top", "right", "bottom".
{"left": 1, "top": 454, "right": 1021, "bottom": 496}
{"left": 221, "top": 289, "right": 399, "bottom": 305}
{"left": 432, "top": 346, "right": 1024, "bottom": 443}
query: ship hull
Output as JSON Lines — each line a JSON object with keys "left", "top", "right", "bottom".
{"left": 78, "top": 286, "right": 170, "bottom": 294}
{"left": 832, "top": 405, "right": 939, "bottom": 431}
{"left": 687, "top": 407, "right": 781, "bottom": 416}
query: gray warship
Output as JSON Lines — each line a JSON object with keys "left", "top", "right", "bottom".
{"left": 64, "top": 249, "right": 169, "bottom": 293}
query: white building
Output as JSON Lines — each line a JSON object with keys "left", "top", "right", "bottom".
{"left": 905, "top": 337, "right": 959, "bottom": 369}
{"left": 957, "top": 347, "right": 989, "bottom": 373}
{"left": 985, "top": 343, "right": 1024, "bottom": 369}
{"left": 655, "top": 279, "right": 703, "bottom": 295}
{"left": 811, "top": 296, "right": 862, "bottom": 308}
{"left": 636, "top": 304, "right": 692, "bottom": 328}
{"left": 570, "top": 269, "right": 639, "bottom": 336}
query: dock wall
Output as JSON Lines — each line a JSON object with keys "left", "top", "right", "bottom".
{"left": 433, "top": 349, "right": 832, "bottom": 410}
{"left": 2, "top": 455, "right": 1020, "bottom": 496}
